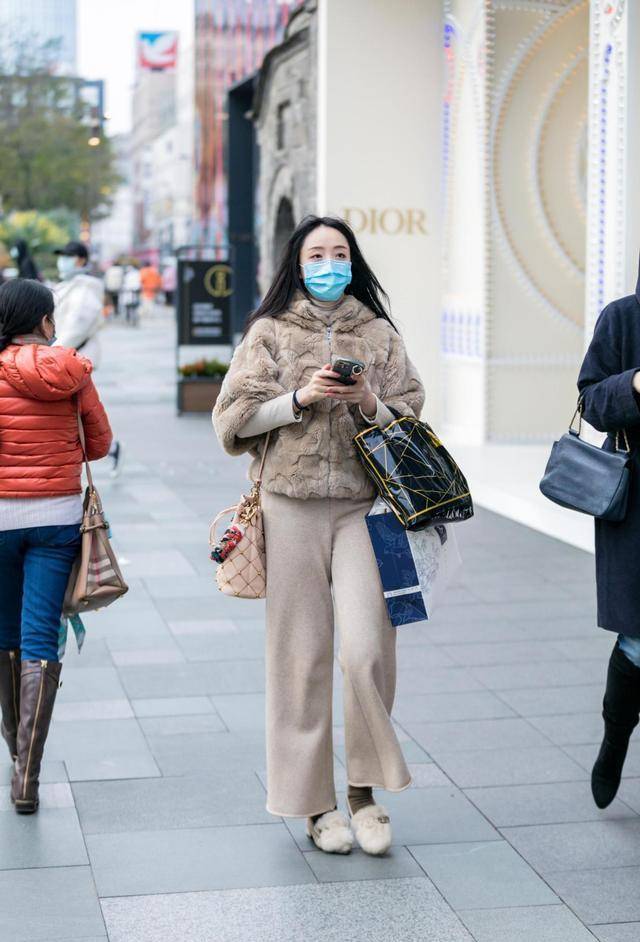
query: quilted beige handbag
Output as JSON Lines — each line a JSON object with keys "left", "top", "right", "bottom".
{"left": 209, "top": 433, "right": 270, "bottom": 599}
{"left": 63, "top": 406, "right": 129, "bottom": 616}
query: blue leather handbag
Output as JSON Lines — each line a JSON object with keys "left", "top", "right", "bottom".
{"left": 539, "top": 401, "right": 632, "bottom": 521}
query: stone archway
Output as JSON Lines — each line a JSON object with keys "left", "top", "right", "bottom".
{"left": 273, "top": 196, "right": 296, "bottom": 269}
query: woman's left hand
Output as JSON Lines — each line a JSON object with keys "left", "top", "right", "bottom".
{"left": 325, "top": 372, "right": 376, "bottom": 416}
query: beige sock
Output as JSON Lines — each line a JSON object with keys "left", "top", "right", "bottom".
{"left": 348, "top": 784, "right": 374, "bottom": 815}
{"left": 311, "top": 804, "right": 337, "bottom": 824}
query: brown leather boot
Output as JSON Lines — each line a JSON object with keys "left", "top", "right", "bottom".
{"left": 11, "top": 660, "right": 61, "bottom": 814}
{"left": 0, "top": 650, "right": 20, "bottom": 761}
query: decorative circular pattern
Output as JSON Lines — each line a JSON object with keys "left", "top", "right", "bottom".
{"left": 585, "top": 0, "right": 628, "bottom": 334}
{"left": 441, "top": 3, "right": 487, "bottom": 360}
{"left": 492, "top": 0, "right": 589, "bottom": 331}
{"left": 570, "top": 117, "right": 588, "bottom": 222}
{"left": 532, "top": 48, "right": 587, "bottom": 276}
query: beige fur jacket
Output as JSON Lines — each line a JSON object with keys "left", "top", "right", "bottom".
{"left": 212, "top": 293, "right": 425, "bottom": 500}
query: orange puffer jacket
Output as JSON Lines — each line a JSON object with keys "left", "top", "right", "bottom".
{"left": 0, "top": 343, "right": 112, "bottom": 498}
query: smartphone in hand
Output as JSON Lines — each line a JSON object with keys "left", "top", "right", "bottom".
{"left": 331, "top": 356, "right": 365, "bottom": 386}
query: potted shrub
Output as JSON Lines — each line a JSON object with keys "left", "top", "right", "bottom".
{"left": 177, "top": 358, "right": 229, "bottom": 413}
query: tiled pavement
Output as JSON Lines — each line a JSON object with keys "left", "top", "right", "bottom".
{"left": 2, "top": 311, "right": 639, "bottom": 941}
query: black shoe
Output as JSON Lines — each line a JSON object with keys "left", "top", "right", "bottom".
{"left": 591, "top": 643, "right": 640, "bottom": 809}
{"left": 592, "top": 737, "right": 631, "bottom": 809}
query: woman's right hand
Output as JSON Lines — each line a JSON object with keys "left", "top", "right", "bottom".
{"left": 296, "top": 365, "right": 341, "bottom": 407}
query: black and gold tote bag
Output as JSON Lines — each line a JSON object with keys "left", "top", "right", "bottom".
{"left": 354, "top": 412, "right": 474, "bottom": 531}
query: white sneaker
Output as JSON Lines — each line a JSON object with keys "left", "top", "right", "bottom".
{"left": 306, "top": 809, "right": 353, "bottom": 854}
{"left": 348, "top": 800, "right": 392, "bottom": 856}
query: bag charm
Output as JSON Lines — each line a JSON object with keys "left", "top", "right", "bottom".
{"left": 210, "top": 524, "right": 244, "bottom": 563}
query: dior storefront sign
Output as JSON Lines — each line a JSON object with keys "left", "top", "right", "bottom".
{"left": 343, "top": 207, "right": 428, "bottom": 236}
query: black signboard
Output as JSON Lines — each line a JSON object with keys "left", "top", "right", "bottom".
{"left": 177, "top": 259, "right": 233, "bottom": 345}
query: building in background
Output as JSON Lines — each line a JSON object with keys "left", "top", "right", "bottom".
{"left": 99, "top": 4, "right": 301, "bottom": 286}
{"left": 91, "top": 134, "right": 134, "bottom": 266}
{"left": 149, "top": 125, "right": 194, "bottom": 257}
{"left": 131, "top": 31, "right": 179, "bottom": 259}
{"left": 193, "top": 0, "right": 301, "bottom": 247}
{"left": 0, "top": 0, "right": 77, "bottom": 73}
{"left": 252, "top": 2, "right": 317, "bottom": 293}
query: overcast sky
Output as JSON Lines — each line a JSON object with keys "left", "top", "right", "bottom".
{"left": 77, "top": 0, "right": 193, "bottom": 136}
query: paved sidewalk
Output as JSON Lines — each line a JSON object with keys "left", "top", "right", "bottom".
{"left": 1, "top": 313, "right": 638, "bottom": 942}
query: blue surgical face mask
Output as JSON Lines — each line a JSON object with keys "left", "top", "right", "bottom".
{"left": 302, "top": 259, "right": 352, "bottom": 302}
{"left": 57, "top": 255, "right": 76, "bottom": 279}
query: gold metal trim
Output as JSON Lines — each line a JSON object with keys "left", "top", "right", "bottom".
{"left": 354, "top": 417, "right": 470, "bottom": 525}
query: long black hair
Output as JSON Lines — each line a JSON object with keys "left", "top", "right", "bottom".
{"left": 244, "top": 215, "right": 396, "bottom": 335}
{"left": 0, "top": 279, "right": 55, "bottom": 353}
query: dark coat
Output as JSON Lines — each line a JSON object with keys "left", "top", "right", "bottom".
{"left": 578, "top": 265, "right": 640, "bottom": 637}
{"left": 13, "top": 240, "right": 39, "bottom": 281}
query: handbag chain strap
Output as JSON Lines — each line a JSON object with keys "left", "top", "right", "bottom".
{"left": 209, "top": 430, "right": 272, "bottom": 543}
{"left": 573, "top": 397, "right": 631, "bottom": 455}
{"left": 616, "top": 429, "right": 631, "bottom": 454}
{"left": 570, "top": 400, "right": 583, "bottom": 437}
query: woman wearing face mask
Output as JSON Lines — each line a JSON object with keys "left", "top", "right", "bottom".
{"left": 53, "top": 241, "right": 104, "bottom": 367}
{"left": 0, "top": 279, "right": 112, "bottom": 814}
{"left": 213, "top": 216, "right": 424, "bottom": 856}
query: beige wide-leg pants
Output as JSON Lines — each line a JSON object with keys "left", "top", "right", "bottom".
{"left": 262, "top": 490, "right": 411, "bottom": 818}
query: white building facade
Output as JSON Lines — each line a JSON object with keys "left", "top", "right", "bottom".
{"left": 91, "top": 134, "right": 134, "bottom": 265}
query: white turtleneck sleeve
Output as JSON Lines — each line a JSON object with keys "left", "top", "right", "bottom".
{"left": 236, "top": 393, "right": 302, "bottom": 438}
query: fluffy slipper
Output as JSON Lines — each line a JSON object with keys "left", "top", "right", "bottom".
{"left": 306, "top": 809, "right": 353, "bottom": 854}
{"left": 348, "top": 801, "right": 392, "bottom": 856}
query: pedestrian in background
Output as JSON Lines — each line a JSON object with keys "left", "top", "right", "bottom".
{"left": 578, "top": 258, "right": 640, "bottom": 810}
{"left": 121, "top": 263, "right": 141, "bottom": 326}
{"left": 10, "top": 239, "right": 40, "bottom": 281}
{"left": 54, "top": 240, "right": 123, "bottom": 475}
{"left": 0, "top": 279, "right": 112, "bottom": 814}
{"left": 104, "top": 259, "right": 124, "bottom": 315}
{"left": 54, "top": 241, "right": 104, "bottom": 363}
{"left": 140, "top": 261, "right": 161, "bottom": 318}
{"left": 162, "top": 260, "right": 176, "bottom": 306}
{"left": 213, "top": 215, "right": 424, "bottom": 857}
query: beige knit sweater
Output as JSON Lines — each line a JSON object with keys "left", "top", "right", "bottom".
{"left": 212, "top": 293, "right": 425, "bottom": 500}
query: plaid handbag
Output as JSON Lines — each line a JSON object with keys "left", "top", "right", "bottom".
{"left": 62, "top": 406, "right": 128, "bottom": 616}
{"left": 354, "top": 410, "right": 474, "bottom": 531}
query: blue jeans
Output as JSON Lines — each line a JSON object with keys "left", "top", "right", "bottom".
{"left": 0, "top": 526, "right": 81, "bottom": 662}
{"left": 618, "top": 634, "right": 640, "bottom": 668}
